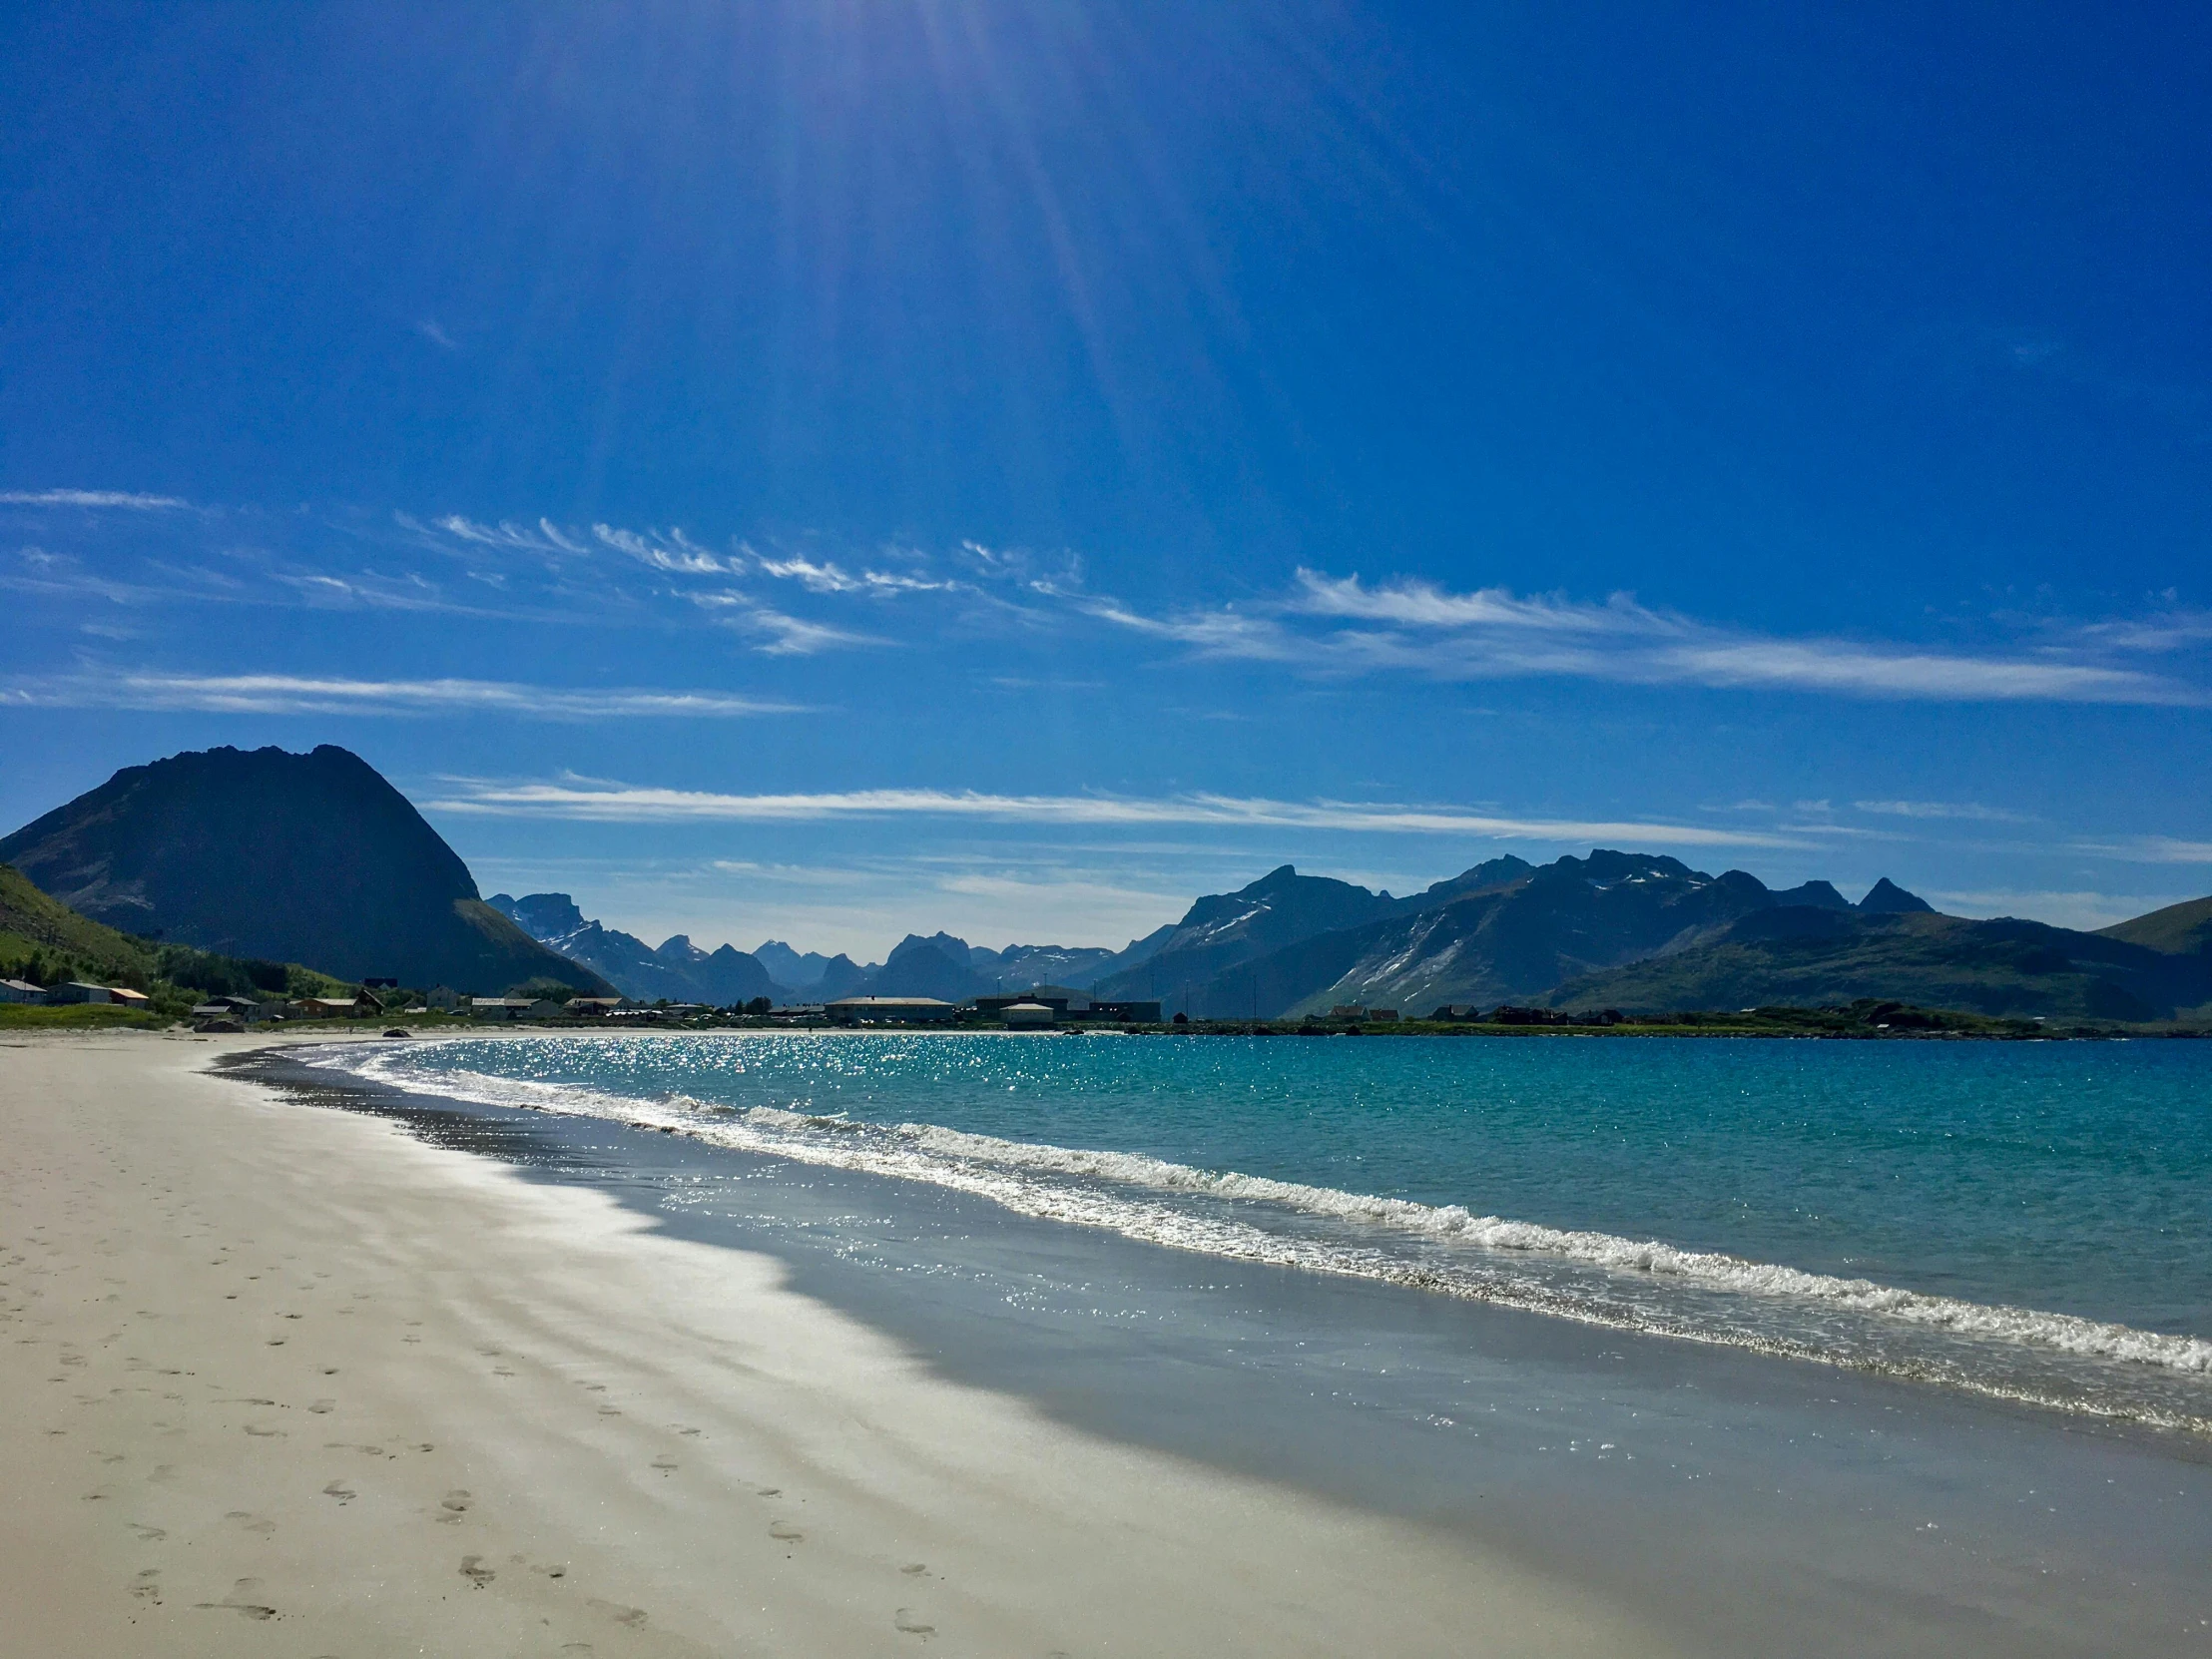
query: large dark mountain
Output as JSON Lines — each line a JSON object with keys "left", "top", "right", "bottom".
{"left": 488, "top": 892, "right": 779, "bottom": 1004}
{"left": 1540, "top": 906, "right": 2212, "bottom": 1022}
{"left": 0, "top": 746, "right": 609, "bottom": 994}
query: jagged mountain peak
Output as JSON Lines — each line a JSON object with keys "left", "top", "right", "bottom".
{"left": 1859, "top": 877, "right": 1936, "bottom": 914}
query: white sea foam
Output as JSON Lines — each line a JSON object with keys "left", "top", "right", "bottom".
{"left": 316, "top": 1045, "right": 2212, "bottom": 1423}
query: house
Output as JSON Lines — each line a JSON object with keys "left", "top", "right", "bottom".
{"left": 107, "top": 987, "right": 152, "bottom": 1010}
{"left": 0, "top": 978, "right": 45, "bottom": 1004}
{"left": 295, "top": 995, "right": 368, "bottom": 1019}
{"left": 425, "top": 986, "right": 460, "bottom": 1011}
{"left": 564, "top": 996, "right": 628, "bottom": 1017}
{"left": 825, "top": 996, "right": 959, "bottom": 1024}
{"left": 46, "top": 982, "right": 115, "bottom": 1004}
{"left": 1000, "top": 1001, "right": 1056, "bottom": 1028}
{"left": 213, "top": 994, "right": 273, "bottom": 1022}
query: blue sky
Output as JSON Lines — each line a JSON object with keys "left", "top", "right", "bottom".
{"left": 5, "top": 2, "right": 2209, "bottom": 957}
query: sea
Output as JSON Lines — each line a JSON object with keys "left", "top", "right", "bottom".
{"left": 268, "top": 1031, "right": 2212, "bottom": 1655}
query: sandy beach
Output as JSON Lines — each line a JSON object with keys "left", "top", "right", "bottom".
{"left": 0, "top": 1030, "right": 1677, "bottom": 1659}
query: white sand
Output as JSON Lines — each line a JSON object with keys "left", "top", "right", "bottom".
{"left": 0, "top": 1030, "right": 1681, "bottom": 1657}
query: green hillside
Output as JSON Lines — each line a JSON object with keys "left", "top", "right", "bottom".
{"left": 0, "top": 861, "right": 351, "bottom": 1021}
{"left": 2098, "top": 894, "right": 2212, "bottom": 956}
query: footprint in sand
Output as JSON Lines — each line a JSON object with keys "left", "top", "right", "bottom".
{"left": 651, "top": 1456, "right": 679, "bottom": 1475}
{"left": 769, "top": 1520, "right": 805, "bottom": 1542}
{"left": 587, "top": 1599, "right": 648, "bottom": 1628}
{"left": 892, "top": 1607, "right": 936, "bottom": 1637}
{"left": 225, "top": 1510, "right": 276, "bottom": 1534}
{"left": 308, "top": 1398, "right": 335, "bottom": 1414}
{"left": 126, "top": 1522, "right": 166, "bottom": 1542}
{"left": 321, "top": 1480, "right": 355, "bottom": 1503}
{"left": 131, "top": 1568, "right": 162, "bottom": 1603}
{"left": 437, "top": 1488, "right": 472, "bottom": 1521}
{"left": 458, "top": 1554, "right": 496, "bottom": 1587}
{"left": 900, "top": 1563, "right": 929, "bottom": 1576}
{"left": 196, "top": 1576, "right": 276, "bottom": 1620}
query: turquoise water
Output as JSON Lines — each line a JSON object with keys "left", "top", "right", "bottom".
{"left": 332, "top": 1031, "right": 2212, "bottom": 1429}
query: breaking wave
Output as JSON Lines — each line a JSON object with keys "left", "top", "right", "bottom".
{"left": 316, "top": 1044, "right": 2212, "bottom": 1433}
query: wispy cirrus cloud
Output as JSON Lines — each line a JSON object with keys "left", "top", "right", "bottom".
{"left": 0, "top": 673, "right": 800, "bottom": 719}
{"left": 1070, "top": 569, "right": 2204, "bottom": 706}
{"left": 0, "top": 488, "right": 190, "bottom": 509}
{"left": 422, "top": 777, "right": 1798, "bottom": 847}
{"left": 2068, "top": 835, "right": 2212, "bottom": 865}
{"left": 12, "top": 491, "right": 2207, "bottom": 697}
{"left": 1855, "top": 800, "right": 2034, "bottom": 824}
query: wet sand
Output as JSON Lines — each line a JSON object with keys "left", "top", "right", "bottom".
{"left": 0, "top": 1029, "right": 1676, "bottom": 1658}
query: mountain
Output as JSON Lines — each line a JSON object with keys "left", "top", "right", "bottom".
{"left": 1196, "top": 850, "right": 1774, "bottom": 1018}
{"left": 755, "top": 939, "right": 834, "bottom": 989}
{"left": 814, "top": 953, "right": 870, "bottom": 999}
{"left": 0, "top": 746, "right": 610, "bottom": 994}
{"left": 2098, "top": 895, "right": 2212, "bottom": 957}
{"left": 488, "top": 892, "right": 780, "bottom": 1004}
{"left": 1539, "top": 906, "right": 2212, "bottom": 1022}
{"left": 870, "top": 933, "right": 995, "bottom": 1000}
{"left": 1088, "top": 864, "right": 1408, "bottom": 1006}
{"left": 1857, "top": 876, "right": 1936, "bottom": 915}
{"left": 970, "top": 941, "right": 1120, "bottom": 989}
{"left": 1106, "top": 855, "right": 1958, "bottom": 1020}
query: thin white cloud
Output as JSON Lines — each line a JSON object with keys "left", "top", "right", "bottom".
{"left": 2076, "top": 611, "right": 2212, "bottom": 653}
{"left": 2070, "top": 835, "right": 2212, "bottom": 865}
{"left": 1927, "top": 889, "right": 2196, "bottom": 931}
{"left": 432, "top": 515, "right": 585, "bottom": 556}
{"left": 593, "top": 522, "right": 733, "bottom": 574}
{"left": 0, "top": 673, "right": 801, "bottom": 719}
{"left": 1855, "top": 800, "right": 2033, "bottom": 824}
{"left": 1291, "top": 570, "right": 1675, "bottom": 635}
{"left": 423, "top": 779, "right": 1798, "bottom": 847}
{"left": 0, "top": 488, "right": 190, "bottom": 509}
{"left": 415, "top": 319, "right": 459, "bottom": 350}
{"left": 689, "top": 591, "right": 882, "bottom": 655}
{"left": 1650, "top": 639, "right": 2178, "bottom": 703}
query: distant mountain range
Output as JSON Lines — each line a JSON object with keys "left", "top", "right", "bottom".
{"left": 485, "top": 893, "right": 779, "bottom": 1005}
{"left": 6, "top": 745, "right": 2207, "bottom": 1023}
{"left": 490, "top": 896, "right": 1168, "bottom": 1005}
{"left": 1084, "top": 851, "right": 2212, "bottom": 1023}
{"left": 0, "top": 746, "right": 610, "bottom": 995}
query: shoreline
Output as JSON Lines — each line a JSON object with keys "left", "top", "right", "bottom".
{"left": 0, "top": 1028, "right": 1677, "bottom": 1658}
